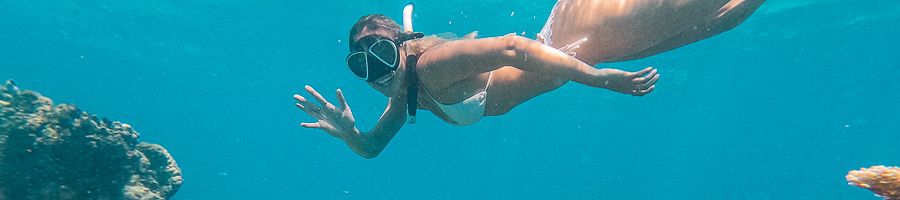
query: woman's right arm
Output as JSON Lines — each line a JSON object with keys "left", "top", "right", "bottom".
{"left": 419, "top": 34, "right": 659, "bottom": 96}
{"left": 294, "top": 85, "right": 406, "bottom": 159}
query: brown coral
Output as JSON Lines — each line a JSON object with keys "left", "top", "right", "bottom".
{"left": 0, "top": 80, "right": 182, "bottom": 200}
{"left": 847, "top": 165, "right": 900, "bottom": 200}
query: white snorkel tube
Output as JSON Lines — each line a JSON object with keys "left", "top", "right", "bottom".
{"left": 402, "top": 3, "right": 415, "bottom": 33}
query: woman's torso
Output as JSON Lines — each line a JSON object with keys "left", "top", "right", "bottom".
{"left": 402, "top": 36, "right": 496, "bottom": 124}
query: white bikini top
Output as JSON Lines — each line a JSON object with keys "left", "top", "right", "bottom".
{"left": 427, "top": 72, "right": 493, "bottom": 126}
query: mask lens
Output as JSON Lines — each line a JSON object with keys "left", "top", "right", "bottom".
{"left": 346, "top": 52, "right": 368, "bottom": 80}
{"left": 369, "top": 40, "right": 398, "bottom": 68}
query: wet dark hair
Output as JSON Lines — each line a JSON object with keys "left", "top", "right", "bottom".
{"left": 348, "top": 14, "right": 401, "bottom": 50}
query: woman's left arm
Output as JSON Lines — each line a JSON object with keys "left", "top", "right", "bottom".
{"left": 341, "top": 95, "right": 408, "bottom": 158}
{"left": 294, "top": 85, "right": 407, "bottom": 158}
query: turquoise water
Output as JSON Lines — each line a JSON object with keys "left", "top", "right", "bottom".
{"left": 2, "top": 1, "right": 899, "bottom": 199}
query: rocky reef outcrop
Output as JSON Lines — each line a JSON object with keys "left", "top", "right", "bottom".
{"left": 0, "top": 80, "right": 182, "bottom": 200}
{"left": 848, "top": 165, "right": 900, "bottom": 200}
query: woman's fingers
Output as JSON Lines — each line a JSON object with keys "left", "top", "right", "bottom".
{"left": 295, "top": 103, "right": 318, "bottom": 116}
{"left": 634, "top": 85, "right": 656, "bottom": 96}
{"left": 336, "top": 89, "right": 349, "bottom": 111}
{"left": 630, "top": 67, "right": 654, "bottom": 78}
{"left": 300, "top": 122, "right": 321, "bottom": 129}
{"left": 305, "top": 85, "right": 332, "bottom": 108}
{"left": 640, "top": 74, "right": 660, "bottom": 88}
{"left": 294, "top": 94, "right": 321, "bottom": 112}
{"left": 294, "top": 94, "right": 315, "bottom": 109}
{"left": 633, "top": 69, "right": 658, "bottom": 83}
{"left": 645, "top": 69, "right": 658, "bottom": 79}
{"left": 629, "top": 68, "right": 658, "bottom": 96}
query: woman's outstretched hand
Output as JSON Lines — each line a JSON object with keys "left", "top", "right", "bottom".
{"left": 294, "top": 85, "right": 359, "bottom": 139}
{"left": 598, "top": 67, "right": 659, "bottom": 96}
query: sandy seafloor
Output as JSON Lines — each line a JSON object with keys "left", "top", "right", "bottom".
{"left": 1, "top": 0, "right": 899, "bottom": 199}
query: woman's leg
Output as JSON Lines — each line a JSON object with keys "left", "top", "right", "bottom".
{"left": 484, "top": 67, "right": 568, "bottom": 115}
{"left": 539, "top": 0, "right": 765, "bottom": 65}
{"left": 613, "top": 0, "right": 766, "bottom": 62}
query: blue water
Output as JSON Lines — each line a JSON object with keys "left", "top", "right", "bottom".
{"left": 2, "top": 1, "right": 899, "bottom": 199}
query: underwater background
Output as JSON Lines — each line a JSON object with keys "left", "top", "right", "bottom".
{"left": 2, "top": 0, "right": 899, "bottom": 199}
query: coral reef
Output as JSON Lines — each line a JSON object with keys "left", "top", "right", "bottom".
{"left": 0, "top": 80, "right": 182, "bottom": 200}
{"left": 847, "top": 165, "right": 900, "bottom": 200}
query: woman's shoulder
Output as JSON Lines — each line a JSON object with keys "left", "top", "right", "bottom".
{"left": 433, "top": 31, "right": 479, "bottom": 40}
{"left": 404, "top": 31, "right": 479, "bottom": 55}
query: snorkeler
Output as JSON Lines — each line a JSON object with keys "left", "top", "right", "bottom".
{"left": 294, "top": 0, "right": 764, "bottom": 158}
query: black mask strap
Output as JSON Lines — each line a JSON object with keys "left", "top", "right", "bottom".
{"left": 397, "top": 32, "right": 425, "bottom": 44}
{"left": 406, "top": 54, "right": 419, "bottom": 124}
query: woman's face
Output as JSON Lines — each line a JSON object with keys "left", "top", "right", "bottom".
{"left": 352, "top": 30, "right": 404, "bottom": 98}
{"left": 367, "top": 55, "right": 404, "bottom": 98}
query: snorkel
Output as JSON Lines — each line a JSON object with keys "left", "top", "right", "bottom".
{"left": 403, "top": 3, "right": 414, "bottom": 33}
{"left": 397, "top": 3, "right": 425, "bottom": 44}
{"left": 401, "top": 3, "right": 423, "bottom": 124}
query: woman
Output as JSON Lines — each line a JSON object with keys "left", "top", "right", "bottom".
{"left": 294, "top": 0, "right": 764, "bottom": 158}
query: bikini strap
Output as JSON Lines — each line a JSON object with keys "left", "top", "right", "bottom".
{"left": 485, "top": 71, "right": 494, "bottom": 90}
